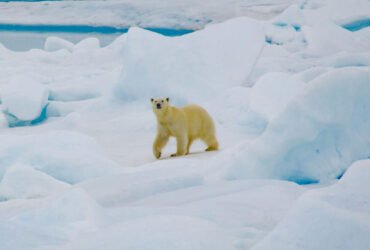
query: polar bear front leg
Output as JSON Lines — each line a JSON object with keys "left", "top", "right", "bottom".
{"left": 153, "top": 131, "right": 169, "bottom": 159}
{"left": 171, "top": 133, "right": 187, "bottom": 157}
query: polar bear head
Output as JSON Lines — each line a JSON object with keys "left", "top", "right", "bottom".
{"left": 151, "top": 97, "right": 170, "bottom": 112}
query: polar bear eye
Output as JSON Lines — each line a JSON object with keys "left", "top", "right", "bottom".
{"left": 161, "top": 100, "right": 164, "bottom": 103}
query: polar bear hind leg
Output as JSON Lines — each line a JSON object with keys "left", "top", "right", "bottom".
{"left": 203, "top": 134, "right": 219, "bottom": 151}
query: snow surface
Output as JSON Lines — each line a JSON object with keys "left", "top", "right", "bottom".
{"left": 114, "top": 17, "right": 265, "bottom": 103}
{"left": 0, "top": 0, "right": 369, "bottom": 249}
{"left": 252, "top": 159, "right": 370, "bottom": 250}
{"left": 1, "top": 77, "right": 49, "bottom": 123}
{"left": 250, "top": 72, "right": 306, "bottom": 121}
{"left": 0, "top": 163, "right": 70, "bottom": 200}
{"left": 0, "top": 0, "right": 296, "bottom": 29}
{"left": 44, "top": 36, "right": 75, "bottom": 53}
{"left": 0, "top": 132, "right": 120, "bottom": 184}
{"left": 223, "top": 68, "right": 370, "bottom": 184}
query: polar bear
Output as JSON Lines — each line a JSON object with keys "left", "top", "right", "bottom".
{"left": 151, "top": 97, "right": 219, "bottom": 159}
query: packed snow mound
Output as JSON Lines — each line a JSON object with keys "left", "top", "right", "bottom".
{"left": 295, "top": 67, "right": 331, "bottom": 83}
{"left": 48, "top": 87, "right": 101, "bottom": 102}
{"left": 265, "top": 24, "right": 305, "bottom": 51}
{"left": 0, "top": 131, "right": 120, "bottom": 184}
{"left": 272, "top": 4, "right": 306, "bottom": 28}
{"left": 303, "top": 0, "right": 370, "bottom": 25}
{"left": 0, "top": 221, "right": 65, "bottom": 250}
{"left": 114, "top": 17, "right": 265, "bottom": 104}
{"left": 302, "top": 21, "right": 369, "bottom": 56}
{"left": 75, "top": 178, "right": 304, "bottom": 250}
{"left": 80, "top": 159, "right": 204, "bottom": 206}
{"left": 0, "top": 164, "right": 70, "bottom": 200}
{"left": 103, "top": 34, "right": 127, "bottom": 55}
{"left": 12, "top": 187, "right": 103, "bottom": 228}
{"left": 73, "top": 215, "right": 234, "bottom": 250}
{"left": 1, "top": 77, "right": 49, "bottom": 123}
{"left": 74, "top": 37, "right": 100, "bottom": 51}
{"left": 44, "top": 36, "right": 74, "bottom": 52}
{"left": 204, "top": 86, "right": 267, "bottom": 136}
{"left": 252, "top": 159, "right": 370, "bottom": 250}
{"left": 250, "top": 72, "right": 306, "bottom": 121}
{"left": 44, "top": 36, "right": 102, "bottom": 56}
{"left": 324, "top": 52, "right": 370, "bottom": 68}
{"left": 224, "top": 67, "right": 370, "bottom": 184}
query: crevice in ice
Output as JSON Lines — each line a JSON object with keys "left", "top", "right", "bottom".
{"left": 265, "top": 36, "right": 282, "bottom": 45}
{"left": 286, "top": 177, "right": 319, "bottom": 185}
{"left": 341, "top": 18, "right": 370, "bottom": 32}
{"left": 336, "top": 171, "right": 345, "bottom": 180}
{"left": 273, "top": 22, "right": 301, "bottom": 31}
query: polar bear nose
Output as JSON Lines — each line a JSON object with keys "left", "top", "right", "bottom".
{"left": 156, "top": 103, "right": 161, "bottom": 109}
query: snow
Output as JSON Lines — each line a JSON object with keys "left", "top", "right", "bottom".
{"left": 74, "top": 37, "right": 101, "bottom": 51}
{"left": 0, "top": 132, "right": 121, "bottom": 184}
{"left": 0, "top": 0, "right": 369, "bottom": 249}
{"left": 272, "top": 4, "right": 306, "bottom": 28}
{"left": 12, "top": 187, "right": 103, "bottom": 229}
{"left": 71, "top": 179, "right": 304, "bottom": 250}
{"left": 0, "top": 0, "right": 296, "bottom": 30}
{"left": 79, "top": 159, "right": 205, "bottom": 206}
{"left": 265, "top": 24, "right": 306, "bottom": 52}
{"left": 114, "top": 17, "right": 265, "bottom": 103}
{"left": 73, "top": 215, "right": 235, "bottom": 250}
{"left": 44, "top": 36, "right": 75, "bottom": 52}
{"left": 0, "top": 164, "right": 70, "bottom": 200}
{"left": 1, "top": 77, "right": 49, "bottom": 124}
{"left": 203, "top": 86, "right": 267, "bottom": 137}
{"left": 304, "top": 0, "right": 370, "bottom": 26}
{"left": 250, "top": 72, "right": 306, "bottom": 121}
{"left": 252, "top": 159, "right": 370, "bottom": 250}
{"left": 301, "top": 22, "right": 366, "bottom": 56}
{"left": 224, "top": 68, "right": 370, "bottom": 184}
{"left": 0, "top": 221, "right": 66, "bottom": 250}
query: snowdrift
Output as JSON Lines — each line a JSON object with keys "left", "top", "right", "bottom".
{"left": 12, "top": 187, "right": 103, "bottom": 228}
{"left": 114, "top": 17, "right": 265, "bottom": 104}
{"left": 224, "top": 68, "right": 370, "bottom": 184}
{"left": 252, "top": 159, "right": 370, "bottom": 250}
{"left": 1, "top": 77, "right": 49, "bottom": 126}
{"left": 73, "top": 215, "right": 235, "bottom": 250}
{"left": 250, "top": 72, "right": 306, "bottom": 121}
{"left": 0, "top": 164, "right": 70, "bottom": 200}
{"left": 0, "top": 131, "right": 120, "bottom": 187}
{"left": 72, "top": 179, "right": 304, "bottom": 250}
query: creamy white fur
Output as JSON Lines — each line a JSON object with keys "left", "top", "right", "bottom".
{"left": 151, "top": 98, "right": 219, "bottom": 159}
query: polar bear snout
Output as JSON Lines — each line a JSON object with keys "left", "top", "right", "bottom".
{"left": 156, "top": 103, "right": 162, "bottom": 109}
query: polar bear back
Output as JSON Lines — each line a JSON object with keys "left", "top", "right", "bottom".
{"left": 181, "top": 104, "right": 216, "bottom": 140}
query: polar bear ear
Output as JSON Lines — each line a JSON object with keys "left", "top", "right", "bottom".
{"left": 150, "top": 98, "right": 154, "bottom": 103}
{"left": 166, "top": 97, "right": 170, "bottom": 102}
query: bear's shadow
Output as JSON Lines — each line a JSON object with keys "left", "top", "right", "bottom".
{"left": 159, "top": 149, "right": 220, "bottom": 160}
